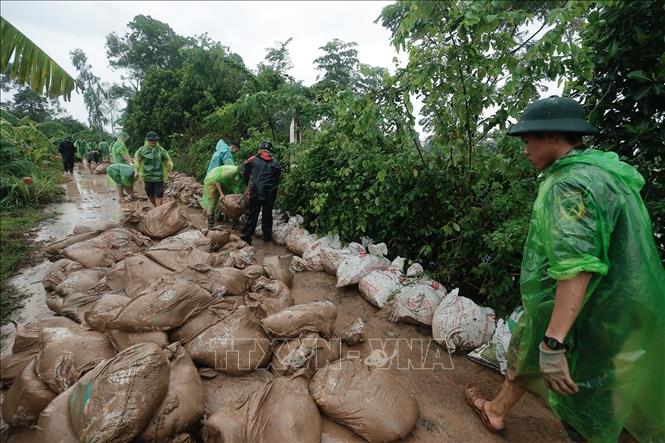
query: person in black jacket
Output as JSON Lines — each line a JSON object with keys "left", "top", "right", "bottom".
{"left": 58, "top": 136, "right": 76, "bottom": 175}
{"left": 240, "top": 141, "right": 281, "bottom": 244}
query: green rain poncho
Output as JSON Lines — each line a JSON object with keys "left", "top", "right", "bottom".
{"left": 75, "top": 140, "right": 87, "bottom": 159}
{"left": 86, "top": 141, "right": 96, "bottom": 154}
{"left": 201, "top": 165, "right": 245, "bottom": 210}
{"left": 98, "top": 141, "right": 110, "bottom": 160}
{"left": 508, "top": 147, "right": 665, "bottom": 443}
{"left": 107, "top": 163, "right": 135, "bottom": 188}
{"left": 134, "top": 142, "right": 173, "bottom": 182}
{"left": 111, "top": 133, "right": 130, "bottom": 165}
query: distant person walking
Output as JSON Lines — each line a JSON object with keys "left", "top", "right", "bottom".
{"left": 240, "top": 141, "right": 281, "bottom": 244}
{"left": 110, "top": 132, "right": 132, "bottom": 165}
{"left": 134, "top": 131, "right": 173, "bottom": 207}
{"left": 58, "top": 136, "right": 75, "bottom": 175}
{"left": 207, "top": 139, "right": 240, "bottom": 173}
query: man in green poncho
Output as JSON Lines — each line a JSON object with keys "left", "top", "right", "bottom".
{"left": 107, "top": 163, "right": 136, "bottom": 203}
{"left": 110, "top": 132, "right": 132, "bottom": 165}
{"left": 134, "top": 131, "right": 173, "bottom": 207}
{"left": 75, "top": 140, "right": 87, "bottom": 163}
{"left": 465, "top": 96, "right": 665, "bottom": 443}
{"left": 201, "top": 165, "right": 245, "bottom": 229}
{"left": 98, "top": 141, "right": 110, "bottom": 162}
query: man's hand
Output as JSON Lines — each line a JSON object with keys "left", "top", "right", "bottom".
{"left": 539, "top": 343, "right": 578, "bottom": 395}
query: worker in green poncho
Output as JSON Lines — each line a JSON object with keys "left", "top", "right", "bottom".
{"left": 75, "top": 140, "right": 87, "bottom": 162}
{"left": 110, "top": 132, "right": 132, "bottom": 165}
{"left": 465, "top": 96, "right": 665, "bottom": 443}
{"left": 134, "top": 131, "right": 173, "bottom": 207}
{"left": 98, "top": 141, "right": 110, "bottom": 162}
{"left": 201, "top": 165, "right": 245, "bottom": 229}
{"left": 107, "top": 163, "right": 136, "bottom": 203}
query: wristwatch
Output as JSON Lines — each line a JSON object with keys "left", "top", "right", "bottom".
{"left": 543, "top": 335, "right": 567, "bottom": 350}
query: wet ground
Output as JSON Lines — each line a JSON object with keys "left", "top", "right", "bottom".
{"left": 0, "top": 164, "right": 572, "bottom": 442}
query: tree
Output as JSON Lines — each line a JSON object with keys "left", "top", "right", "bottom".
{"left": 313, "top": 39, "right": 359, "bottom": 92}
{"left": 262, "top": 38, "right": 294, "bottom": 80}
{"left": 7, "top": 86, "right": 63, "bottom": 122}
{"left": 105, "top": 15, "right": 195, "bottom": 92}
{"left": 70, "top": 49, "right": 106, "bottom": 130}
{"left": 0, "top": 16, "right": 77, "bottom": 100}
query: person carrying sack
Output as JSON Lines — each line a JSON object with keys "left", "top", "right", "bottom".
{"left": 201, "top": 165, "right": 245, "bottom": 229}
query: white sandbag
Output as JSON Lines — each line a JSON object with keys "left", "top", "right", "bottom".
{"left": 302, "top": 235, "right": 342, "bottom": 272}
{"left": 358, "top": 268, "right": 403, "bottom": 308}
{"left": 336, "top": 252, "right": 391, "bottom": 288}
{"left": 390, "top": 282, "right": 447, "bottom": 326}
{"left": 320, "top": 242, "right": 365, "bottom": 275}
{"left": 432, "top": 289, "right": 496, "bottom": 352}
{"left": 286, "top": 227, "right": 316, "bottom": 256}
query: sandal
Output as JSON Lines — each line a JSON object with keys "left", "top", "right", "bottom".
{"left": 465, "top": 384, "right": 504, "bottom": 434}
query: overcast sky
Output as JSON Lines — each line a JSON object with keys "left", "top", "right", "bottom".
{"left": 2, "top": 1, "right": 400, "bottom": 124}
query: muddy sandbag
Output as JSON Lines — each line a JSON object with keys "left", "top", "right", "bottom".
{"left": 31, "top": 387, "right": 79, "bottom": 443}
{"left": 263, "top": 254, "right": 294, "bottom": 288}
{"left": 137, "top": 200, "right": 189, "bottom": 239}
{"left": 140, "top": 343, "right": 204, "bottom": 442}
{"left": 202, "top": 369, "right": 274, "bottom": 416}
{"left": 43, "top": 231, "right": 101, "bottom": 258}
{"left": 0, "top": 351, "right": 38, "bottom": 386}
{"left": 2, "top": 360, "right": 57, "bottom": 427}
{"left": 36, "top": 327, "right": 115, "bottom": 393}
{"left": 107, "top": 329, "right": 169, "bottom": 352}
{"left": 245, "top": 277, "right": 294, "bottom": 318}
{"left": 170, "top": 229, "right": 212, "bottom": 251}
{"left": 61, "top": 291, "right": 106, "bottom": 324}
{"left": 84, "top": 292, "right": 131, "bottom": 331}
{"left": 310, "top": 358, "right": 418, "bottom": 442}
{"left": 54, "top": 269, "right": 107, "bottom": 297}
{"left": 146, "top": 237, "right": 216, "bottom": 272}
{"left": 46, "top": 291, "right": 65, "bottom": 315}
{"left": 105, "top": 274, "right": 213, "bottom": 332}
{"left": 93, "top": 162, "right": 110, "bottom": 174}
{"left": 105, "top": 254, "right": 173, "bottom": 296}
{"left": 72, "top": 223, "right": 116, "bottom": 235}
{"left": 186, "top": 306, "right": 271, "bottom": 375}
{"left": 271, "top": 333, "right": 341, "bottom": 376}
{"left": 219, "top": 194, "right": 246, "bottom": 219}
{"left": 176, "top": 265, "right": 247, "bottom": 295}
{"left": 168, "top": 299, "right": 237, "bottom": 345}
{"left": 63, "top": 228, "right": 151, "bottom": 268}
{"left": 321, "top": 417, "right": 368, "bottom": 443}
{"left": 206, "top": 229, "right": 231, "bottom": 252}
{"left": 11, "top": 317, "right": 80, "bottom": 354}
{"left": 42, "top": 259, "right": 85, "bottom": 292}
{"left": 68, "top": 343, "right": 170, "bottom": 443}
{"left": 338, "top": 318, "right": 366, "bottom": 346}
{"left": 260, "top": 301, "right": 337, "bottom": 338}
{"left": 215, "top": 245, "right": 257, "bottom": 269}
{"left": 202, "top": 373, "right": 320, "bottom": 443}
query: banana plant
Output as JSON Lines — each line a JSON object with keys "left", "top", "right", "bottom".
{"left": 1, "top": 16, "right": 78, "bottom": 101}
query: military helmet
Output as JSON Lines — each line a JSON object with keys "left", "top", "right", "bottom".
{"left": 508, "top": 96, "right": 598, "bottom": 136}
{"left": 145, "top": 131, "right": 160, "bottom": 141}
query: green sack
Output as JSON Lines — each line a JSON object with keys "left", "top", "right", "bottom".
{"left": 508, "top": 147, "right": 665, "bottom": 443}
{"left": 107, "top": 164, "right": 135, "bottom": 188}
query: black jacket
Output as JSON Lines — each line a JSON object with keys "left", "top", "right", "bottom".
{"left": 58, "top": 140, "right": 75, "bottom": 159}
{"left": 243, "top": 150, "right": 281, "bottom": 201}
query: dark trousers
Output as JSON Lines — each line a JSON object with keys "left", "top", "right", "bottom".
{"left": 241, "top": 196, "right": 274, "bottom": 242}
{"left": 62, "top": 157, "right": 74, "bottom": 173}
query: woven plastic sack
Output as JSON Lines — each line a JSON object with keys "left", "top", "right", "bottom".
{"left": 336, "top": 252, "right": 391, "bottom": 288}
{"left": 358, "top": 267, "right": 403, "bottom": 308}
{"left": 2, "top": 359, "right": 57, "bottom": 427}
{"left": 432, "top": 289, "right": 496, "bottom": 352}
{"left": 320, "top": 242, "right": 365, "bottom": 275}
{"left": 286, "top": 227, "right": 316, "bottom": 256}
{"left": 390, "top": 281, "right": 447, "bottom": 325}
{"left": 138, "top": 200, "right": 189, "bottom": 240}
{"left": 263, "top": 254, "right": 294, "bottom": 288}
{"left": 63, "top": 228, "right": 151, "bottom": 269}
{"left": 219, "top": 194, "right": 246, "bottom": 219}
{"left": 260, "top": 300, "right": 337, "bottom": 338}
{"left": 302, "top": 235, "right": 342, "bottom": 272}
{"left": 42, "top": 259, "right": 84, "bottom": 292}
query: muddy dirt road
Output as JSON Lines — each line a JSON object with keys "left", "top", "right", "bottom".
{"left": 1, "top": 167, "right": 572, "bottom": 442}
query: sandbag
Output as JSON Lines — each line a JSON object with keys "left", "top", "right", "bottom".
{"left": 36, "top": 327, "right": 115, "bottom": 393}
{"left": 242, "top": 264, "right": 266, "bottom": 281}
{"left": 170, "top": 229, "right": 212, "bottom": 251}
{"left": 390, "top": 282, "right": 446, "bottom": 326}
{"left": 42, "top": 259, "right": 84, "bottom": 292}
{"left": 359, "top": 268, "right": 403, "bottom": 308}
{"left": 11, "top": 317, "right": 79, "bottom": 354}
{"left": 105, "top": 254, "right": 172, "bottom": 296}
{"left": 63, "top": 228, "right": 151, "bottom": 268}
{"left": 338, "top": 318, "right": 366, "bottom": 346}
{"left": 286, "top": 228, "right": 317, "bottom": 256}
{"left": 32, "top": 387, "right": 79, "bottom": 443}
{"left": 302, "top": 236, "right": 342, "bottom": 272}
{"left": 107, "top": 329, "right": 169, "bottom": 352}
{"left": 321, "top": 243, "right": 365, "bottom": 275}
{"left": 263, "top": 254, "right": 294, "bottom": 288}
{"left": 270, "top": 333, "right": 341, "bottom": 376}
{"left": 245, "top": 277, "right": 294, "bottom": 318}
{"left": 84, "top": 292, "right": 131, "bottom": 331}
{"left": 93, "top": 162, "right": 109, "bottom": 174}
{"left": 321, "top": 417, "right": 368, "bottom": 443}
{"left": 176, "top": 265, "right": 247, "bottom": 295}
{"left": 140, "top": 343, "right": 204, "bottom": 442}
{"left": 146, "top": 237, "right": 216, "bottom": 272}
{"left": 206, "top": 228, "right": 231, "bottom": 252}
{"left": 202, "top": 369, "right": 274, "bottom": 416}
{"left": 219, "top": 194, "right": 246, "bottom": 219}
{"left": 260, "top": 301, "right": 337, "bottom": 338}
{"left": 61, "top": 291, "right": 106, "bottom": 324}
{"left": 230, "top": 245, "right": 256, "bottom": 269}
{"left": 0, "top": 351, "right": 38, "bottom": 386}
{"left": 46, "top": 291, "right": 65, "bottom": 314}
{"left": 138, "top": 200, "right": 188, "bottom": 239}
{"left": 2, "top": 360, "right": 57, "bottom": 427}
{"left": 54, "top": 269, "right": 107, "bottom": 297}
{"left": 168, "top": 299, "right": 237, "bottom": 345}
{"left": 68, "top": 343, "right": 170, "bottom": 443}
{"left": 105, "top": 274, "right": 213, "bottom": 332}
{"left": 336, "top": 253, "right": 391, "bottom": 288}
{"left": 202, "top": 374, "right": 321, "bottom": 443}
{"left": 186, "top": 306, "right": 271, "bottom": 375}
{"left": 310, "top": 358, "right": 417, "bottom": 442}
{"left": 431, "top": 288, "right": 496, "bottom": 352}
{"left": 43, "top": 231, "right": 101, "bottom": 258}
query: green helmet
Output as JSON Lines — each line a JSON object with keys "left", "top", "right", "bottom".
{"left": 145, "top": 131, "right": 160, "bottom": 141}
{"left": 508, "top": 96, "right": 598, "bottom": 136}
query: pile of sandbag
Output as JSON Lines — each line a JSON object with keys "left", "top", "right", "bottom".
{"left": 165, "top": 171, "right": 203, "bottom": 207}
